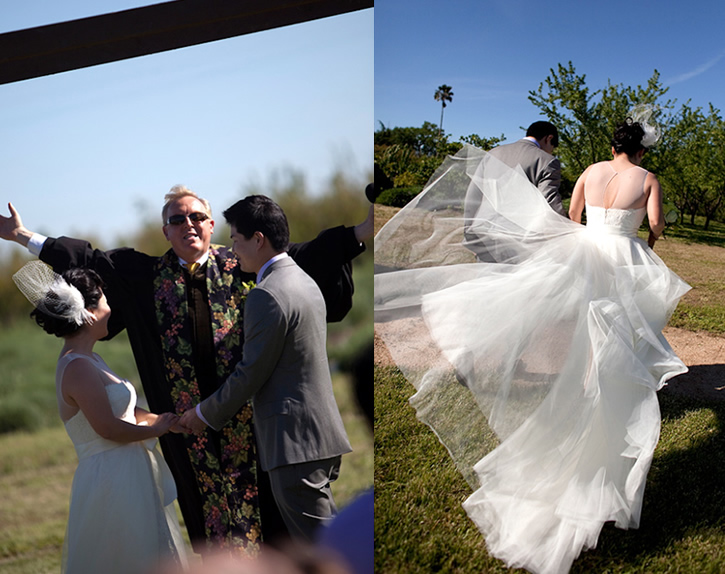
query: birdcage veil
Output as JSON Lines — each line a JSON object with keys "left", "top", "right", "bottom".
{"left": 630, "top": 104, "right": 661, "bottom": 148}
{"left": 12, "top": 261, "right": 96, "bottom": 326}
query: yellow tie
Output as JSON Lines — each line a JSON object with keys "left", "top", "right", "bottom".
{"left": 184, "top": 262, "right": 200, "bottom": 273}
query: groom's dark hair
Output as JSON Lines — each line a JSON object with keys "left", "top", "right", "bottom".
{"left": 526, "top": 121, "right": 559, "bottom": 147}
{"left": 223, "top": 195, "right": 290, "bottom": 252}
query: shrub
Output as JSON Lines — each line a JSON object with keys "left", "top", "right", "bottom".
{"left": 0, "top": 396, "right": 44, "bottom": 434}
{"left": 377, "top": 187, "right": 421, "bottom": 208}
{"left": 393, "top": 171, "right": 421, "bottom": 188}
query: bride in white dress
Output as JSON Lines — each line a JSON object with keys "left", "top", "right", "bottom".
{"left": 13, "top": 263, "right": 187, "bottom": 574}
{"left": 374, "top": 117, "right": 690, "bottom": 573}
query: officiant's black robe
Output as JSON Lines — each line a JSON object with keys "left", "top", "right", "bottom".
{"left": 39, "top": 226, "right": 364, "bottom": 552}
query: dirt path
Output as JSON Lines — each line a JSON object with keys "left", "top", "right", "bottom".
{"left": 375, "top": 326, "right": 725, "bottom": 402}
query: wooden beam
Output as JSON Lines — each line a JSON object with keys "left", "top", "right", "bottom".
{"left": 0, "top": 0, "right": 373, "bottom": 85}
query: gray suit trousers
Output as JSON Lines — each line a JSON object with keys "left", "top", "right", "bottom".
{"left": 267, "top": 456, "right": 342, "bottom": 541}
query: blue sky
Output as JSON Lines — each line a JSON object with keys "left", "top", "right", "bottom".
{"left": 0, "top": 1, "right": 372, "bottom": 255}
{"left": 375, "top": 0, "right": 725, "bottom": 144}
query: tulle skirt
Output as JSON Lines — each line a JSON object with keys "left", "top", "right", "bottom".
{"left": 374, "top": 146, "right": 690, "bottom": 573}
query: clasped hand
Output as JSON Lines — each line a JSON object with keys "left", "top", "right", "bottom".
{"left": 174, "top": 408, "right": 208, "bottom": 435}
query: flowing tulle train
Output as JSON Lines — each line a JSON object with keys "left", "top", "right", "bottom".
{"left": 374, "top": 146, "right": 690, "bottom": 573}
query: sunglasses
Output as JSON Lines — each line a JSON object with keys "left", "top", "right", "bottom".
{"left": 166, "top": 212, "right": 210, "bottom": 226}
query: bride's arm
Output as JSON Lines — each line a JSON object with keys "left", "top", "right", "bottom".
{"left": 134, "top": 407, "right": 160, "bottom": 426}
{"left": 63, "top": 360, "right": 177, "bottom": 442}
{"left": 645, "top": 173, "right": 665, "bottom": 247}
{"left": 568, "top": 167, "right": 590, "bottom": 223}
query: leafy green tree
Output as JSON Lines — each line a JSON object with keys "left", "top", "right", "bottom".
{"left": 374, "top": 119, "right": 505, "bottom": 194}
{"left": 374, "top": 144, "right": 416, "bottom": 186}
{"left": 660, "top": 104, "right": 725, "bottom": 229}
{"left": 434, "top": 84, "right": 454, "bottom": 139}
{"left": 375, "top": 121, "right": 450, "bottom": 187}
{"left": 375, "top": 121, "right": 440, "bottom": 156}
{"left": 459, "top": 133, "right": 505, "bottom": 151}
{"left": 528, "top": 62, "right": 673, "bottom": 188}
{"left": 657, "top": 103, "right": 702, "bottom": 224}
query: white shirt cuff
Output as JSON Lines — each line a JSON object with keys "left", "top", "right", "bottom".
{"left": 27, "top": 233, "right": 48, "bottom": 257}
{"left": 195, "top": 403, "right": 211, "bottom": 427}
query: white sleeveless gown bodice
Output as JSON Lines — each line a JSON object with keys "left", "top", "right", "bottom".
{"left": 585, "top": 204, "right": 646, "bottom": 237}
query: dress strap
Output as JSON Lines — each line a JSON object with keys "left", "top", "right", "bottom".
{"left": 602, "top": 170, "right": 620, "bottom": 210}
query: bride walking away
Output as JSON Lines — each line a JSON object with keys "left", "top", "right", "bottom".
{"left": 374, "top": 114, "right": 690, "bottom": 573}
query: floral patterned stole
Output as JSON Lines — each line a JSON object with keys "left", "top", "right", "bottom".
{"left": 153, "top": 245, "right": 261, "bottom": 554}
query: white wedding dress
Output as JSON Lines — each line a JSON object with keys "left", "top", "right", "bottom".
{"left": 57, "top": 353, "right": 186, "bottom": 574}
{"left": 374, "top": 147, "right": 690, "bottom": 574}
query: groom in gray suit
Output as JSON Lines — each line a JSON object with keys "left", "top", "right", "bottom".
{"left": 488, "top": 120, "right": 565, "bottom": 216}
{"left": 463, "top": 121, "right": 566, "bottom": 261}
{"left": 179, "top": 195, "right": 352, "bottom": 541}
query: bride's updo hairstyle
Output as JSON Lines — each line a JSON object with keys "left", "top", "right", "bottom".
{"left": 611, "top": 119, "right": 646, "bottom": 158}
{"left": 32, "top": 268, "right": 105, "bottom": 338}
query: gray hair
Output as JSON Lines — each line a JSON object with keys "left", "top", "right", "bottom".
{"left": 161, "top": 184, "right": 213, "bottom": 224}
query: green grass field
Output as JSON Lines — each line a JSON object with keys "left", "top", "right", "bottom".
{"left": 375, "top": 205, "right": 725, "bottom": 573}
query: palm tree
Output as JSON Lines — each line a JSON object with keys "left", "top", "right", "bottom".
{"left": 434, "top": 84, "right": 454, "bottom": 139}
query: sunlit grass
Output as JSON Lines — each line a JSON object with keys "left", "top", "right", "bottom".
{"left": 375, "top": 366, "right": 725, "bottom": 573}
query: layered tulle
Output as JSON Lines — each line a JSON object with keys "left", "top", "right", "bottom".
{"left": 374, "top": 146, "right": 690, "bottom": 573}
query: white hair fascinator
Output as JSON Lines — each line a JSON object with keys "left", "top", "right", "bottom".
{"left": 13, "top": 261, "right": 96, "bottom": 326}
{"left": 630, "top": 104, "right": 661, "bottom": 149}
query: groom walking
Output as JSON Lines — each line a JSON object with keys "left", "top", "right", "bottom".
{"left": 180, "top": 195, "right": 351, "bottom": 541}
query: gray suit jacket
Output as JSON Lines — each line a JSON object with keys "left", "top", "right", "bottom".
{"left": 463, "top": 139, "right": 565, "bottom": 260}
{"left": 488, "top": 138, "right": 565, "bottom": 215}
{"left": 199, "top": 256, "right": 352, "bottom": 471}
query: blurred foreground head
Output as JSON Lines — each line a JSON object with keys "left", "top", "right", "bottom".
{"left": 155, "top": 540, "right": 352, "bottom": 574}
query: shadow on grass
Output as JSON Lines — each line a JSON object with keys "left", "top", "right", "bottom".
{"left": 665, "top": 219, "right": 725, "bottom": 248}
{"left": 574, "top": 391, "right": 725, "bottom": 571}
{"left": 663, "top": 363, "right": 725, "bottom": 401}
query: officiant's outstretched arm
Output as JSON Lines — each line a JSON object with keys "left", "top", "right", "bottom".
{"left": 0, "top": 187, "right": 367, "bottom": 555}
{"left": 179, "top": 194, "right": 351, "bottom": 542}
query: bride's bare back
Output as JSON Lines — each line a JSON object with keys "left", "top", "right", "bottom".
{"left": 584, "top": 162, "right": 649, "bottom": 210}
{"left": 569, "top": 156, "right": 665, "bottom": 245}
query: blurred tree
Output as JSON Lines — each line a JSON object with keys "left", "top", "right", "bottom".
{"left": 0, "top": 249, "right": 34, "bottom": 324}
{"left": 239, "top": 167, "right": 369, "bottom": 244}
